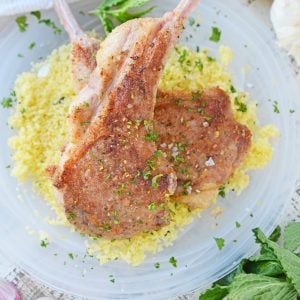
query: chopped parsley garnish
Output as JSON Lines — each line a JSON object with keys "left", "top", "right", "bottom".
{"left": 30, "top": 11, "right": 41, "bottom": 20}
{"left": 230, "top": 85, "right": 237, "bottom": 93}
{"left": 17, "top": 53, "right": 24, "bottom": 58}
{"left": 169, "top": 256, "right": 177, "bottom": 267}
{"left": 209, "top": 26, "right": 222, "bottom": 42}
{"left": 234, "top": 98, "right": 247, "bottom": 113}
{"left": 53, "top": 97, "right": 65, "bottom": 105}
{"left": 176, "top": 98, "right": 183, "bottom": 105}
{"left": 154, "top": 150, "right": 163, "bottom": 158}
{"left": 109, "top": 275, "right": 115, "bottom": 283}
{"left": 28, "top": 42, "right": 36, "bottom": 50}
{"left": 195, "top": 59, "right": 203, "bottom": 72}
{"left": 143, "top": 170, "right": 151, "bottom": 180}
{"left": 218, "top": 185, "right": 226, "bottom": 198}
{"left": 214, "top": 237, "right": 225, "bottom": 250}
{"left": 235, "top": 221, "right": 241, "bottom": 228}
{"left": 16, "top": 16, "right": 28, "bottom": 32}
{"left": 68, "top": 212, "right": 76, "bottom": 220}
{"left": 178, "top": 49, "right": 188, "bottom": 64}
{"left": 148, "top": 203, "right": 156, "bottom": 211}
{"left": 144, "top": 130, "right": 158, "bottom": 142}
{"left": 115, "top": 183, "right": 126, "bottom": 195}
{"left": 39, "top": 19, "right": 62, "bottom": 34}
{"left": 273, "top": 101, "right": 280, "bottom": 113}
{"left": 207, "top": 56, "right": 216, "bottom": 62}
{"left": 151, "top": 174, "right": 163, "bottom": 189}
{"left": 177, "top": 142, "right": 185, "bottom": 151}
{"left": 102, "top": 224, "right": 112, "bottom": 231}
{"left": 154, "top": 262, "right": 160, "bottom": 269}
{"left": 143, "top": 119, "right": 152, "bottom": 128}
{"left": 68, "top": 253, "right": 74, "bottom": 260}
{"left": 1, "top": 97, "right": 13, "bottom": 108}
{"left": 40, "top": 239, "right": 49, "bottom": 248}
{"left": 147, "top": 159, "right": 155, "bottom": 170}
{"left": 92, "top": 0, "right": 154, "bottom": 35}
{"left": 289, "top": 109, "right": 295, "bottom": 114}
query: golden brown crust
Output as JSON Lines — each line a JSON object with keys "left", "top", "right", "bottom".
{"left": 154, "top": 88, "right": 252, "bottom": 209}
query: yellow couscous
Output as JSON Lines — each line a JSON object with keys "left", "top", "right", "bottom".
{"left": 9, "top": 43, "right": 279, "bottom": 265}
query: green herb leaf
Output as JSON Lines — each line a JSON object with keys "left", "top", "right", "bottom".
{"left": 148, "top": 202, "right": 156, "bottom": 211}
{"left": 253, "top": 228, "right": 300, "bottom": 293}
{"left": 269, "top": 225, "right": 281, "bottom": 242}
{"left": 39, "top": 19, "right": 62, "bottom": 34}
{"left": 284, "top": 222, "right": 300, "bottom": 253}
{"left": 154, "top": 262, "right": 160, "bottom": 269}
{"left": 30, "top": 11, "right": 41, "bottom": 20}
{"left": 1, "top": 97, "right": 13, "bottom": 108}
{"left": 151, "top": 174, "right": 163, "bottom": 189}
{"left": 273, "top": 101, "right": 280, "bottom": 114}
{"left": 68, "top": 252, "right": 74, "bottom": 259}
{"left": 209, "top": 26, "right": 221, "bottom": 42}
{"left": 234, "top": 98, "right": 247, "bottom": 113}
{"left": 199, "top": 284, "right": 229, "bottom": 300}
{"left": 169, "top": 256, "right": 177, "bottom": 267}
{"left": 243, "top": 259, "right": 283, "bottom": 277}
{"left": 214, "top": 237, "right": 225, "bottom": 250}
{"left": 230, "top": 274, "right": 297, "bottom": 300}
{"left": 40, "top": 239, "right": 49, "bottom": 247}
{"left": 218, "top": 185, "right": 225, "bottom": 198}
{"left": 92, "top": 0, "right": 154, "bottom": 34}
{"left": 16, "top": 16, "right": 28, "bottom": 32}
{"left": 235, "top": 221, "right": 241, "bottom": 228}
{"left": 144, "top": 130, "right": 158, "bottom": 142}
{"left": 230, "top": 85, "right": 236, "bottom": 93}
{"left": 28, "top": 42, "right": 36, "bottom": 50}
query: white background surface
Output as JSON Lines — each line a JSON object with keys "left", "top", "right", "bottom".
{"left": 0, "top": 0, "right": 299, "bottom": 299}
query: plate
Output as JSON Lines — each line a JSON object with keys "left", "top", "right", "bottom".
{"left": 0, "top": 0, "right": 299, "bottom": 299}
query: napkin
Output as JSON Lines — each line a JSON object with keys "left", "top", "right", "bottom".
{"left": 0, "top": 0, "right": 79, "bottom": 16}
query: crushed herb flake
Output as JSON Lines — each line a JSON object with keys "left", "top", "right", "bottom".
{"left": 214, "top": 237, "right": 225, "bottom": 250}
{"left": 144, "top": 130, "right": 158, "bottom": 142}
{"left": 16, "top": 16, "right": 28, "bottom": 32}
{"left": 273, "top": 101, "right": 280, "bottom": 114}
{"left": 209, "top": 26, "right": 221, "bottom": 42}
{"left": 218, "top": 185, "right": 226, "bottom": 198}
{"left": 28, "top": 42, "right": 36, "bottom": 50}
{"left": 30, "top": 11, "right": 41, "bottom": 20}
{"left": 169, "top": 256, "right": 177, "bottom": 267}
{"left": 39, "top": 19, "right": 62, "bottom": 34}
{"left": 154, "top": 262, "right": 160, "bottom": 269}
{"left": 151, "top": 174, "right": 163, "bottom": 189}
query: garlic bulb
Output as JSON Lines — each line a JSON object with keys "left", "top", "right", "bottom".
{"left": 270, "top": 0, "right": 300, "bottom": 66}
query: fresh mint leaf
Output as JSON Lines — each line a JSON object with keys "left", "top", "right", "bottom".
{"left": 269, "top": 225, "right": 281, "bottom": 242}
{"left": 284, "top": 222, "right": 300, "bottom": 253}
{"left": 243, "top": 260, "right": 283, "bottom": 277}
{"left": 93, "top": 0, "right": 154, "bottom": 34}
{"left": 229, "top": 274, "right": 297, "bottom": 300}
{"left": 253, "top": 228, "right": 300, "bottom": 293}
{"left": 209, "top": 26, "right": 221, "bottom": 42}
{"left": 199, "top": 284, "right": 229, "bottom": 300}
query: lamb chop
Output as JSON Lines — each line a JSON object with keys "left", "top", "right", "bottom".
{"left": 154, "top": 88, "right": 251, "bottom": 209}
{"left": 51, "top": 0, "right": 200, "bottom": 239}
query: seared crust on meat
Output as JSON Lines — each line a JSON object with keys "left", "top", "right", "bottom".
{"left": 154, "top": 88, "right": 251, "bottom": 209}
